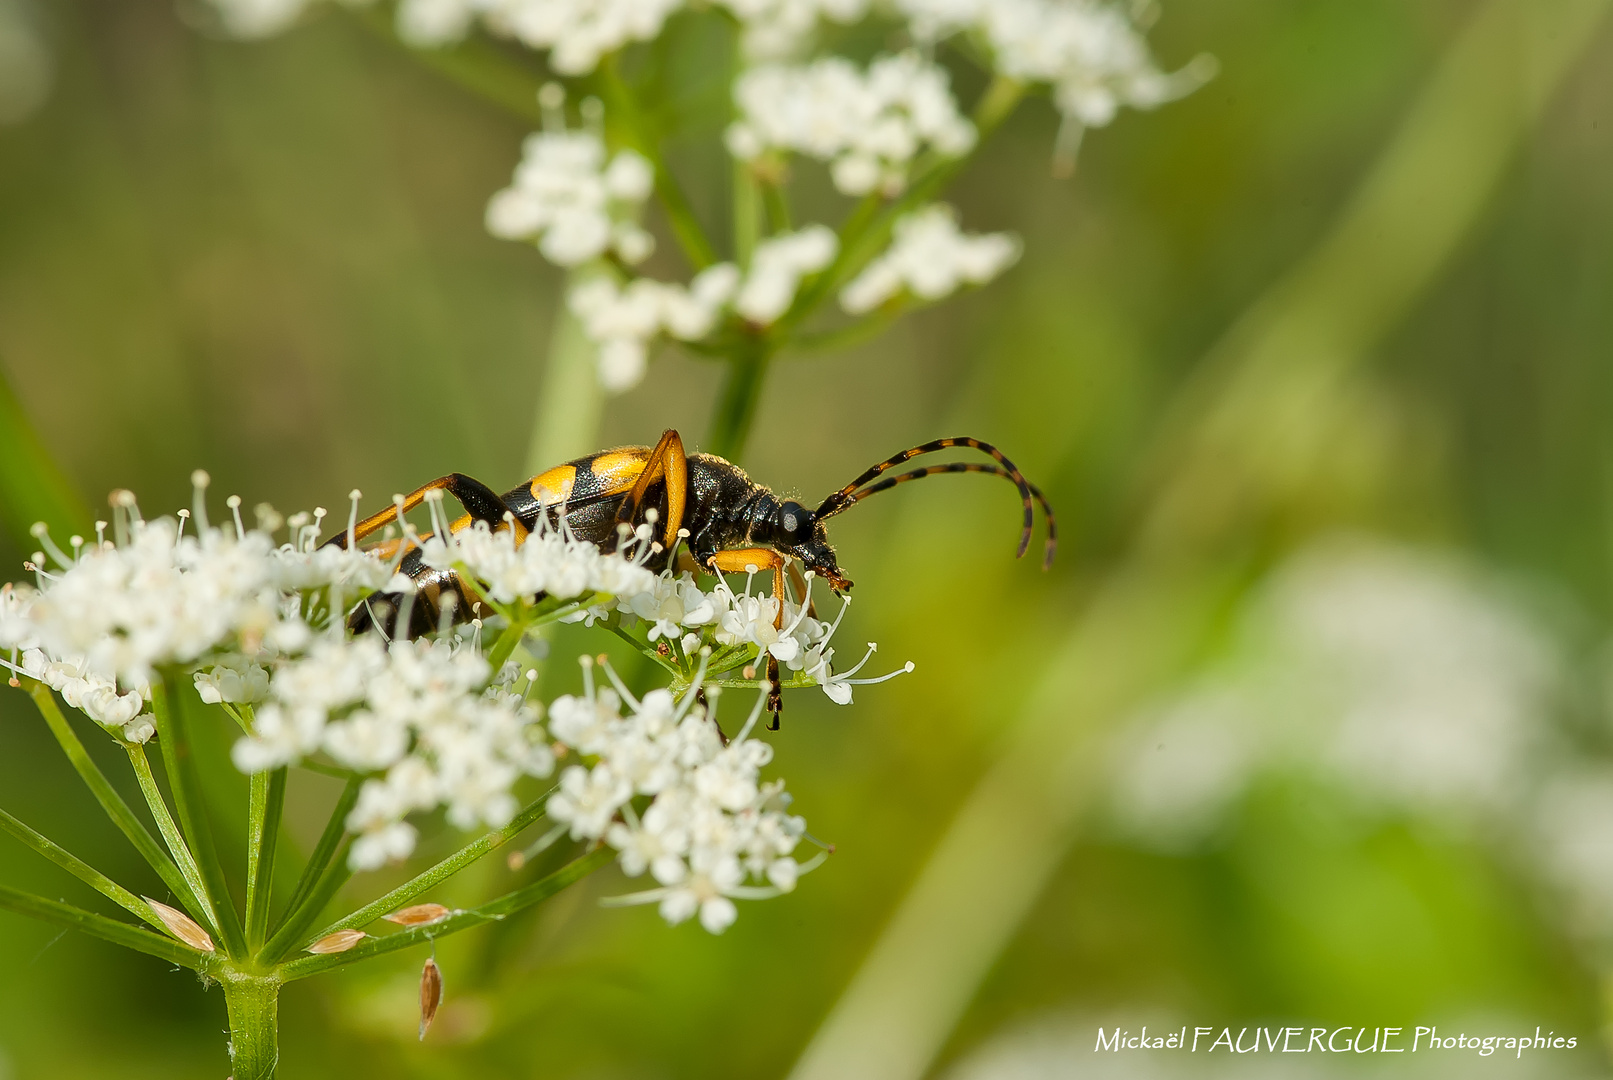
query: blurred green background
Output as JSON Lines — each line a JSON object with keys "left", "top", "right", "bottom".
{"left": 3, "top": 0, "right": 1613, "bottom": 1076}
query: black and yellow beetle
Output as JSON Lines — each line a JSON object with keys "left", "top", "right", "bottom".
{"left": 327, "top": 430, "right": 1055, "bottom": 720}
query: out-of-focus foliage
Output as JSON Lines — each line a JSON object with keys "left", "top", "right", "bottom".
{"left": 1, "top": 0, "right": 1612, "bottom": 1077}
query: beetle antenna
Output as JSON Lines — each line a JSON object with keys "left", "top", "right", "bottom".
{"left": 815, "top": 438, "right": 1055, "bottom": 568}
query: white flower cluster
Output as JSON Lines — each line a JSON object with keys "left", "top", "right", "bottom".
{"left": 485, "top": 122, "right": 657, "bottom": 267}
{"left": 568, "top": 265, "right": 741, "bottom": 391}
{"left": 205, "top": 0, "right": 1194, "bottom": 134}
{"left": 230, "top": 635, "right": 555, "bottom": 871}
{"left": 547, "top": 665, "right": 815, "bottom": 932}
{"left": 562, "top": 226, "right": 834, "bottom": 390}
{"left": 896, "top": 0, "right": 1202, "bottom": 127}
{"left": 733, "top": 225, "right": 837, "bottom": 323}
{"left": 398, "top": 0, "right": 681, "bottom": 71}
{"left": 840, "top": 204, "right": 1019, "bottom": 314}
{"left": 727, "top": 52, "right": 976, "bottom": 196}
{"left": 418, "top": 503, "right": 664, "bottom": 604}
{"left": 595, "top": 566, "right": 911, "bottom": 705}
{"left": 0, "top": 485, "right": 390, "bottom": 741}
{"left": 716, "top": 0, "right": 868, "bottom": 59}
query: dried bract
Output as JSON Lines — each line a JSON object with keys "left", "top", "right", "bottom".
{"left": 384, "top": 903, "right": 456, "bottom": 928}
{"left": 144, "top": 897, "right": 216, "bottom": 953}
{"left": 305, "top": 929, "right": 368, "bottom": 954}
{"left": 419, "top": 957, "right": 444, "bottom": 1041}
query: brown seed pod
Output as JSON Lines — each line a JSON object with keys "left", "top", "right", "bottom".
{"left": 143, "top": 897, "right": 216, "bottom": 953}
{"left": 305, "top": 929, "right": 367, "bottom": 954}
{"left": 419, "top": 957, "right": 443, "bottom": 1041}
{"left": 384, "top": 903, "right": 455, "bottom": 928}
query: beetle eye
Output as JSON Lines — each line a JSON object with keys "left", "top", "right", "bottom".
{"left": 780, "top": 501, "right": 808, "bottom": 538}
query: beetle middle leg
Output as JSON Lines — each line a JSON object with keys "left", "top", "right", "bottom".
{"left": 613, "top": 428, "right": 689, "bottom": 550}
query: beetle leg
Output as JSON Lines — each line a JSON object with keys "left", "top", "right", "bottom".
{"left": 613, "top": 429, "right": 688, "bottom": 550}
{"left": 327, "top": 473, "right": 517, "bottom": 549}
{"left": 706, "top": 547, "right": 789, "bottom": 726}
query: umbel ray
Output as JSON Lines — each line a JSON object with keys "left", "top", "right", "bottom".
{"left": 326, "top": 430, "right": 1056, "bottom": 724}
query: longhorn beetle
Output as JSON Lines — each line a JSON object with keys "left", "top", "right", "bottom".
{"left": 326, "top": 430, "right": 1055, "bottom": 725}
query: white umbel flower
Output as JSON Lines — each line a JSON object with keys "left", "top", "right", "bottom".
{"left": 486, "top": 120, "right": 657, "bottom": 268}
{"left": 229, "top": 634, "right": 553, "bottom": 870}
{"left": 550, "top": 659, "right": 824, "bottom": 932}
{"left": 734, "top": 225, "right": 837, "bottom": 323}
{"left": 716, "top": 0, "right": 869, "bottom": 59}
{"left": 480, "top": 0, "right": 684, "bottom": 74}
{"left": 567, "top": 264, "right": 741, "bottom": 391}
{"left": 840, "top": 204, "right": 1020, "bottom": 314}
{"left": 894, "top": 0, "right": 1206, "bottom": 129}
{"left": 728, "top": 52, "right": 975, "bottom": 196}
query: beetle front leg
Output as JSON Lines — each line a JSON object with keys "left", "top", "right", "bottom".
{"left": 707, "top": 547, "right": 789, "bottom": 727}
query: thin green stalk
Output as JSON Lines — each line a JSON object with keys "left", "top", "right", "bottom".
{"left": 0, "top": 882, "right": 210, "bottom": 970}
{"left": 486, "top": 611, "right": 533, "bottom": 671}
{"left": 761, "top": 178, "right": 792, "bottom": 233}
{"left": 149, "top": 678, "right": 246, "bottom": 955}
{"left": 124, "top": 743, "right": 215, "bottom": 927}
{"left": 261, "top": 842, "right": 353, "bottom": 964}
{"left": 222, "top": 973, "right": 280, "bottom": 1080}
{"left": 26, "top": 683, "right": 203, "bottom": 919}
{"left": 706, "top": 340, "right": 773, "bottom": 463}
{"left": 280, "top": 846, "right": 611, "bottom": 981}
{"left": 525, "top": 279, "right": 606, "bottom": 475}
{"left": 790, "top": 310, "right": 904, "bottom": 355}
{"left": 608, "top": 624, "right": 682, "bottom": 677}
{"left": 734, "top": 158, "right": 761, "bottom": 266}
{"left": 309, "top": 790, "right": 554, "bottom": 941}
{"left": 0, "top": 806, "right": 169, "bottom": 932}
{"left": 259, "top": 776, "right": 361, "bottom": 959}
{"left": 596, "top": 56, "right": 718, "bottom": 269}
{"left": 245, "top": 768, "right": 287, "bottom": 949}
{"left": 347, "top": 5, "right": 544, "bottom": 124}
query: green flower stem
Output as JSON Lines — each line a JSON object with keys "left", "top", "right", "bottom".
{"left": 596, "top": 56, "right": 717, "bottom": 269}
{"left": 245, "top": 768, "right": 287, "bottom": 950}
{"left": 280, "top": 845, "right": 611, "bottom": 981}
{"left": 259, "top": 776, "right": 361, "bottom": 961}
{"left": 608, "top": 625, "right": 682, "bottom": 677}
{"left": 261, "top": 846, "right": 353, "bottom": 964}
{"left": 486, "top": 610, "right": 534, "bottom": 672}
{"left": 348, "top": 5, "right": 544, "bottom": 125}
{"left": 706, "top": 337, "right": 773, "bottom": 463}
{"left": 221, "top": 972, "right": 281, "bottom": 1080}
{"left": 309, "top": 789, "right": 554, "bottom": 941}
{"left": 0, "top": 805, "right": 170, "bottom": 932}
{"left": 761, "top": 178, "right": 792, "bottom": 233}
{"left": 734, "top": 158, "right": 761, "bottom": 266}
{"left": 0, "top": 881, "right": 210, "bottom": 970}
{"left": 124, "top": 743, "right": 215, "bottom": 928}
{"left": 525, "top": 280, "right": 606, "bottom": 476}
{"left": 150, "top": 677, "right": 246, "bottom": 956}
{"left": 26, "top": 683, "right": 203, "bottom": 919}
{"left": 790, "top": 309, "right": 905, "bottom": 354}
